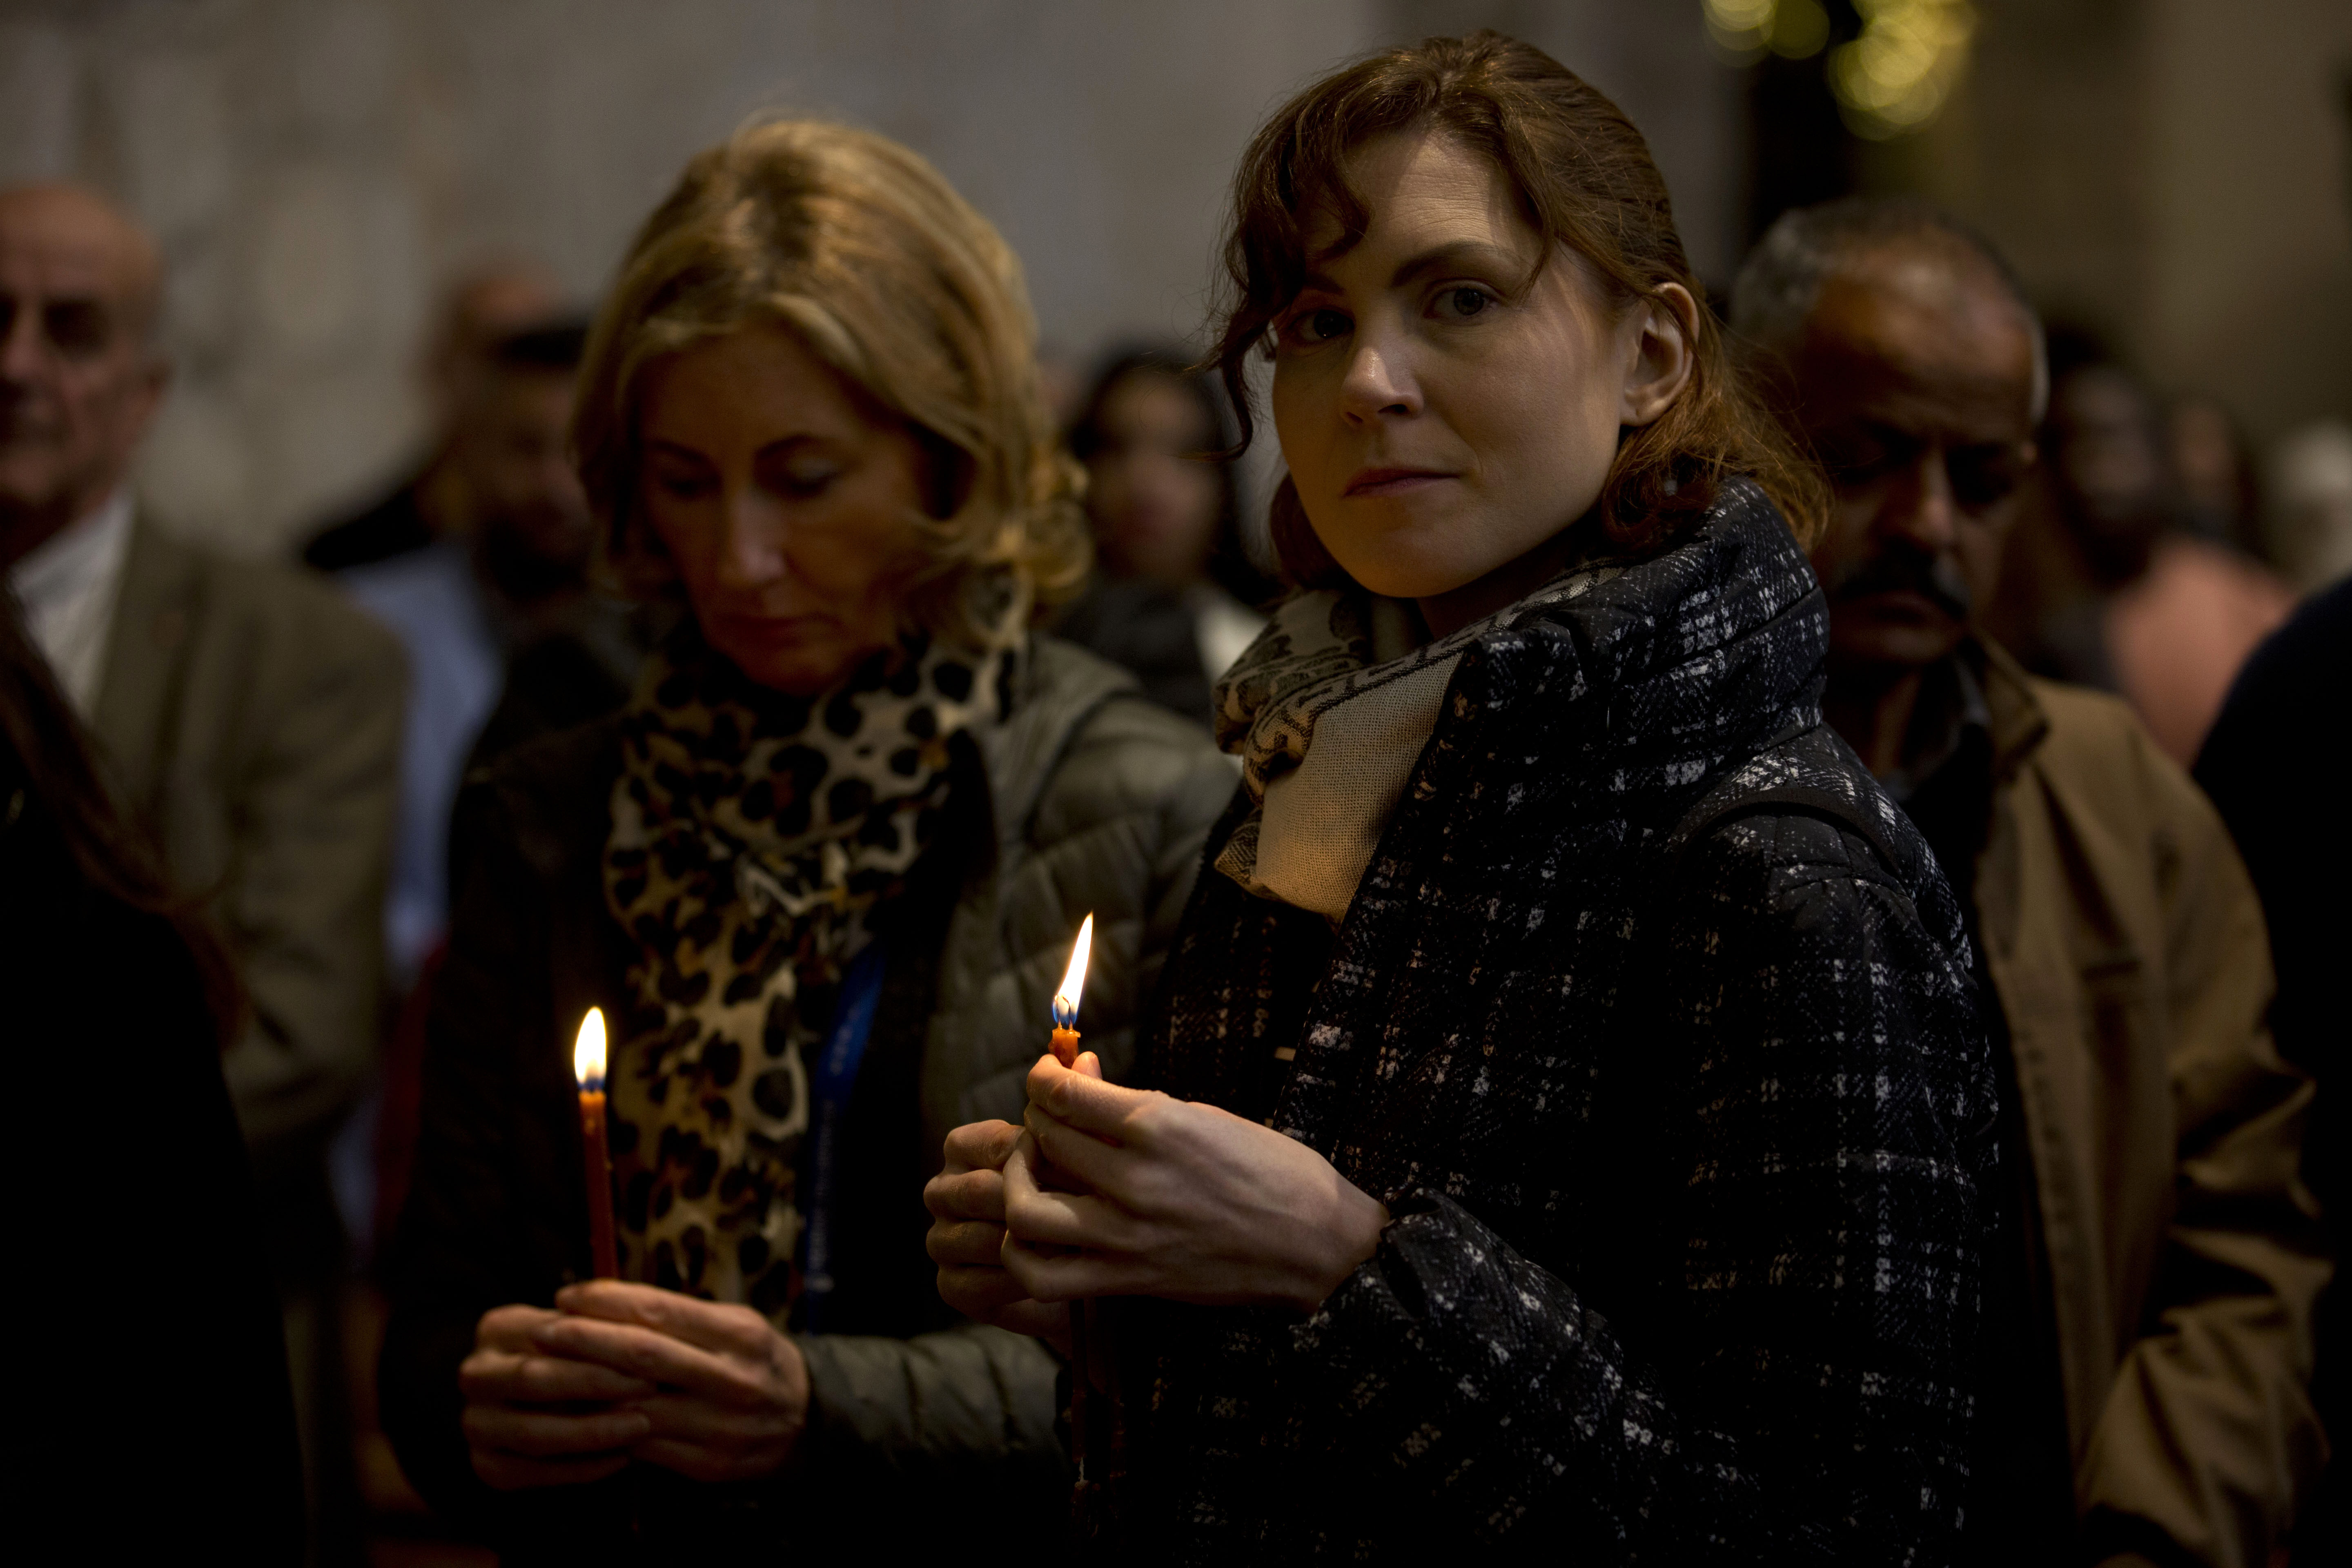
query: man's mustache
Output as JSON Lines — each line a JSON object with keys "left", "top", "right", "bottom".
{"left": 1822, "top": 547, "right": 1973, "bottom": 621}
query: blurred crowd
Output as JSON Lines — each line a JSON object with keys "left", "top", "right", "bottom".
{"left": 1, "top": 26, "right": 2347, "bottom": 1568}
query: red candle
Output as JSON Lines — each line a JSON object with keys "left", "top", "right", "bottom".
{"left": 573, "top": 1008, "right": 619, "bottom": 1279}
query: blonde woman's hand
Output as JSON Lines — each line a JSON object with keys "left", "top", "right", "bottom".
{"left": 1000, "top": 1054, "right": 1389, "bottom": 1314}
{"left": 528, "top": 1281, "right": 808, "bottom": 1484}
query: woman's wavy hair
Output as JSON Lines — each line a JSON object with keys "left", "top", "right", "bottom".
{"left": 574, "top": 119, "right": 1089, "bottom": 647}
{"left": 1212, "top": 31, "right": 1826, "bottom": 587}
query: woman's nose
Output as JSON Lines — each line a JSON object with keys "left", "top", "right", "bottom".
{"left": 1340, "top": 330, "right": 1420, "bottom": 422}
{"left": 714, "top": 490, "right": 788, "bottom": 590}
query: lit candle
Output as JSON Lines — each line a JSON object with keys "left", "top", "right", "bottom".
{"left": 573, "top": 1008, "right": 619, "bottom": 1280}
{"left": 1045, "top": 915, "right": 1108, "bottom": 1486}
{"left": 1050, "top": 914, "right": 1094, "bottom": 1068}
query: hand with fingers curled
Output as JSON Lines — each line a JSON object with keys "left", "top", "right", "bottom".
{"left": 458, "top": 1282, "right": 808, "bottom": 1490}
{"left": 920, "top": 1049, "right": 1113, "bottom": 1356}
{"left": 943, "top": 1050, "right": 1391, "bottom": 1320}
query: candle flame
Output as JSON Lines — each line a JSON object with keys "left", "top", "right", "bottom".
{"left": 573, "top": 1007, "right": 607, "bottom": 1089}
{"left": 1051, "top": 914, "right": 1094, "bottom": 1029}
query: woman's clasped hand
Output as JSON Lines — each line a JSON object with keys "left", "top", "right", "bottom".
{"left": 926, "top": 1051, "right": 1391, "bottom": 1321}
{"left": 458, "top": 1283, "right": 810, "bottom": 1490}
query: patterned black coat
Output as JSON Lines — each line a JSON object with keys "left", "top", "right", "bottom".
{"left": 1119, "top": 482, "right": 1995, "bottom": 1563}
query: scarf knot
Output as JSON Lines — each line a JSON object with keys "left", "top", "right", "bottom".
{"left": 1209, "top": 563, "right": 1621, "bottom": 920}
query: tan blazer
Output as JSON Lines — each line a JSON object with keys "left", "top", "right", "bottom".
{"left": 1976, "top": 640, "right": 2329, "bottom": 1567}
{"left": 91, "top": 517, "right": 405, "bottom": 1182}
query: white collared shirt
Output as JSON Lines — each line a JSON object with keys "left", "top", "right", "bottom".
{"left": 7, "top": 489, "right": 136, "bottom": 717}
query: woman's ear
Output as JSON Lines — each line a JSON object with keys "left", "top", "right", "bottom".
{"left": 1619, "top": 282, "right": 1699, "bottom": 428}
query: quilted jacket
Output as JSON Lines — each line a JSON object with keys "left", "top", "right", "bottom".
{"left": 379, "top": 636, "right": 1233, "bottom": 1564}
{"left": 1117, "top": 481, "right": 1998, "bottom": 1564}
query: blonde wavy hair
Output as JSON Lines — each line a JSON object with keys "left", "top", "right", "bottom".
{"left": 574, "top": 119, "right": 1088, "bottom": 648}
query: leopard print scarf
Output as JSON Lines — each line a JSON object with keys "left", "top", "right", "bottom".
{"left": 601, "top": 626, "right": 1011, "bottom": 1311}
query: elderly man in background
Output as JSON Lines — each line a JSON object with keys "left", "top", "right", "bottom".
{"left": 0, "top": 181, "right": 403, "bottom": 1557}
{"left": 1735, "top": 197, "right": 2328, "bottom": 1568}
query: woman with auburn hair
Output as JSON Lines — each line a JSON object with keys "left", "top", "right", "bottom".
{"left": 379, "top": 120, "right": 1234, "bottom": 1560}
{"left": 929, "top": 33, "right": 1993, "bottom": 1561}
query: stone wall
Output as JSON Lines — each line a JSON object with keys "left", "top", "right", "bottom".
{"left": 7, "top": 2, "right": 2344, "bottom": 552}
{"left": 1900, "top": 0, "right": 2352, "bottom": 441}
{"left": 0, "top": 0, "right": 1742, "bottom": 557}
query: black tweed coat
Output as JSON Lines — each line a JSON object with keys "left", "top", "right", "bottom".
{"left": 1118, "top": 481, "right": 1995, "bottom": 1564}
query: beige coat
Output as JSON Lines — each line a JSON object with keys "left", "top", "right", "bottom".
{"left": 91, "top": 518, "right": 404, "bottom": 1182}
{"left": 1975, "top": 640, "right": 2329, "bottom": 1567}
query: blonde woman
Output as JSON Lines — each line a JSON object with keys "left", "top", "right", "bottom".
{"left": 380, "top": 121, "right": 1232, "bottom": 1560}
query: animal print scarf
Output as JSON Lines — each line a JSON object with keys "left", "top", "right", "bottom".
{"left": 601, "top": 626, "right": 1011, "bottom": 1312}
{"left": 1210, "top": 564, "right": 1620, "bottom": 919}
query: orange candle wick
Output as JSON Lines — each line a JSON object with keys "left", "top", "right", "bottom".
{"left": 574, "top": 1008, "right": 619, "bottom": 1280}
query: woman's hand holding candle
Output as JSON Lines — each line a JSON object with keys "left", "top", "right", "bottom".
{"left": 925, "top": 913, "right": 1110, "bottom": 1348}
{"left": 998, "top": 1053, "right": 1391, "bottom": 1316}
{"left": 459, "top": 1304, "right": 655, "bottom": 1490}
{"left": 459, "top": 1284, "right": 809, "bottom": 1489}
{"left": 532, "top": 1282, "right": 809, "bottom": 1483}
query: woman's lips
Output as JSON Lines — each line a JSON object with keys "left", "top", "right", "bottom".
{"left": 1343, "top": 467, "right": 1455, "bottom": 498}
{"left": 717, "top": 612, "right": 829, "bottom": 645}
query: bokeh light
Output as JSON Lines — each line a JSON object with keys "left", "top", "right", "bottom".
{"left": 1703, "top": 0, "right": 1831, "bottom": 62}
{"left": 1828, "top": 0, "right": 1979, "bottom": 139}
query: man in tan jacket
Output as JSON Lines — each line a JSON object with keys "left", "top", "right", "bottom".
{"left": 2, "top": 182, "right": 402, "bottom": 1552}
{"left": 1735, "top": 197, "right": 2328, "bottom": 1566}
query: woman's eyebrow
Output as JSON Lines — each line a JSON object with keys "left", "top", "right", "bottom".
{"left": 1293, "top": 240, "right": 1529, "bottom": 301}
{"left": 1388, "top": 240, "right": 1526, "bottom": 290}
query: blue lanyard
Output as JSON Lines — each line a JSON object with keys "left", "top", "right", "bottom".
{"left": 797, "top": 940, "right": 887, "bottom": 1333}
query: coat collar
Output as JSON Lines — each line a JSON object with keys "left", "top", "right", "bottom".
{"left": 1973, "top": 635, "right": 2054, "bottom": 782}
{"left": 1445, "top": 476, "right": 1830, "bottom": 786}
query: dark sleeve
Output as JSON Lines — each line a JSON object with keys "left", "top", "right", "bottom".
{"left": 42, "top": 912, "right": 307, "bottom": 1560}
{"left": 2194, "top": 579, "right": 2352, "bottom": 1198}
{"left": 2, "top": 739, "right": 305, "bottom": 1556}
{"left": 378, "top": 775, "right": 597, "bottom": 1541}
{"left": 1283, "top": 815, "right": 1992, "bottom": 1564}
{"left": 2192, "top": 584, "right": 2350, "bottom": 1560}
{"left": 134, "top": 924, "right": 310, "bottom": 1562}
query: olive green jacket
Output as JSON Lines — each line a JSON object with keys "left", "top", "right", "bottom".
{"left": 91, "top": 518, "right": 404, "bottom": 1183}
{"left": 1975, "top": 642, "right": 2329, "bottom": 1567}
{"left": 381, "top": 636, "right": 1235, "bottom": 1560}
